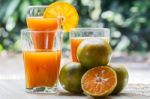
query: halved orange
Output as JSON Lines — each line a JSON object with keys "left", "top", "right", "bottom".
{"left": 81, "top": 66, "right": 117, "bottom": 97}
{"left": 43, "top": 2, "right": 79, "bottom": 32}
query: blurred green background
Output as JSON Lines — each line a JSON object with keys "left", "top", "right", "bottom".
{"left": 0, "top": 0, "right": 150, "bottom": 53}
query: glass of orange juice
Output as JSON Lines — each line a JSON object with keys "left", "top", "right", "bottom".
{"left": 70, "top": 28, "right": 110, "bottom": 62}
{"left": 21, "top": 29, "right": 62, "bottom": 93}
{"left": 26, "top": 6, "right": 60, "bottom": 49}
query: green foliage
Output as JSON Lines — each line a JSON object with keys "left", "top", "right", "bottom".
{"left": 77, "top": 0, "right": 150, "bottom": 52}
{"left": 0, "top": 0, "right": 150, "bottom": 52}
{"left": 0, "top": 0, "right": 56, "bottom": 51}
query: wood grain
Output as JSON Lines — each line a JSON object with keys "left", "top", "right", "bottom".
{"left": 0, "top": 79, "right": 149, "bottom": 99}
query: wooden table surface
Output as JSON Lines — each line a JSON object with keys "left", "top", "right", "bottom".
{"left": 0, "top": 54, "right": 150, "bottom": 99}
{"left": 0, "top": 79, "right": 149, "bottom": 99}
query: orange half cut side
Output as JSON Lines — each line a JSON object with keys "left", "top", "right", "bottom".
{"left": 81, "top": 66, "right": 117, "bottom": 97}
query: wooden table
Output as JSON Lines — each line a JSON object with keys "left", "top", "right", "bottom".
{"left": 0, "top": 55, "right": 150, "bottom": 99}
{"left": 0, "top": 79, "right": 149, "bottom": 99}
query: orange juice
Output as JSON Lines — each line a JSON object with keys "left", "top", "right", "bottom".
{"left": 27, "top": 17, "right": 58, "bottom": 31}
{"left": 26, "top": 17, "right": 59, "bottom": 49}
{"left": 71, "top": 38, "right": 84, "bottom": 62}
{"left": 23, "top": 50, "right": 61, "bottom": 88}
{"left": 71, "top": 37, "right": 109, "bottom": 62}
{"left": 30, "top": 31, "right": 55, "bottom": 49}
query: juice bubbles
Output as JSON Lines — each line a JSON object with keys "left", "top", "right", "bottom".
{"left": 23, "top": 50, "right": 61, "bottom": 88}
{"left": 26, "top": 17, "right": 59, "bottom": 49}
{"left": 71, "top": 37, "right": 109, "bottom": 62}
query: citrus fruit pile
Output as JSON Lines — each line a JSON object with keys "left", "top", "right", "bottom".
{"left": 60, "top": 38, "right": 129, "bottom": 97}
{"left": 44, "top": 1, "right": 129, "bottom": 97}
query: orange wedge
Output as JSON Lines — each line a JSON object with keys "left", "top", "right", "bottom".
{"left": 43, "top": 2, "right": 79, "bottom": 32}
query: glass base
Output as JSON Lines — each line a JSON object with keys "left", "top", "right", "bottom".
{"left": 26, "top": 86, "right": 58, "bottom": 94}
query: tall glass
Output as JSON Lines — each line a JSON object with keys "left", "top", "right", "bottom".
{"left": 26, "top": 6, "right": 60, "bottom": 49}
{"left": 70, "top": 28, "right": 110, "bottom": 62}
{"left": 21, "top": 29, "right": 62, "bottom": 93}
{"left": 27, "top": 6, "right": 59, "bottom": 31}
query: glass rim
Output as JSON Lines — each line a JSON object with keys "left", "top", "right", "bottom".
{"left": 70, "top": 27, "right": 110, "bottom": 40}
{"left": 21, "top": 29, "right": 59, "bottom": 33}
{"left": 70, "top": 28, "right": 110, "bottom": 32}
{"left": 27, "top": 5, "right": 50, "bottom": 18}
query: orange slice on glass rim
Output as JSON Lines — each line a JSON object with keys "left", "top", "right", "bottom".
{"left": 43, "top": 2, "right": 79, "bottom": 32}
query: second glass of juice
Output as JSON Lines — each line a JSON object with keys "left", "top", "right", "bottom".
{"left": 70, "top": 28, "right": 110, "bottom": 62}
{"left": 21, "top": 29, "right": 62, "bottom": 93}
